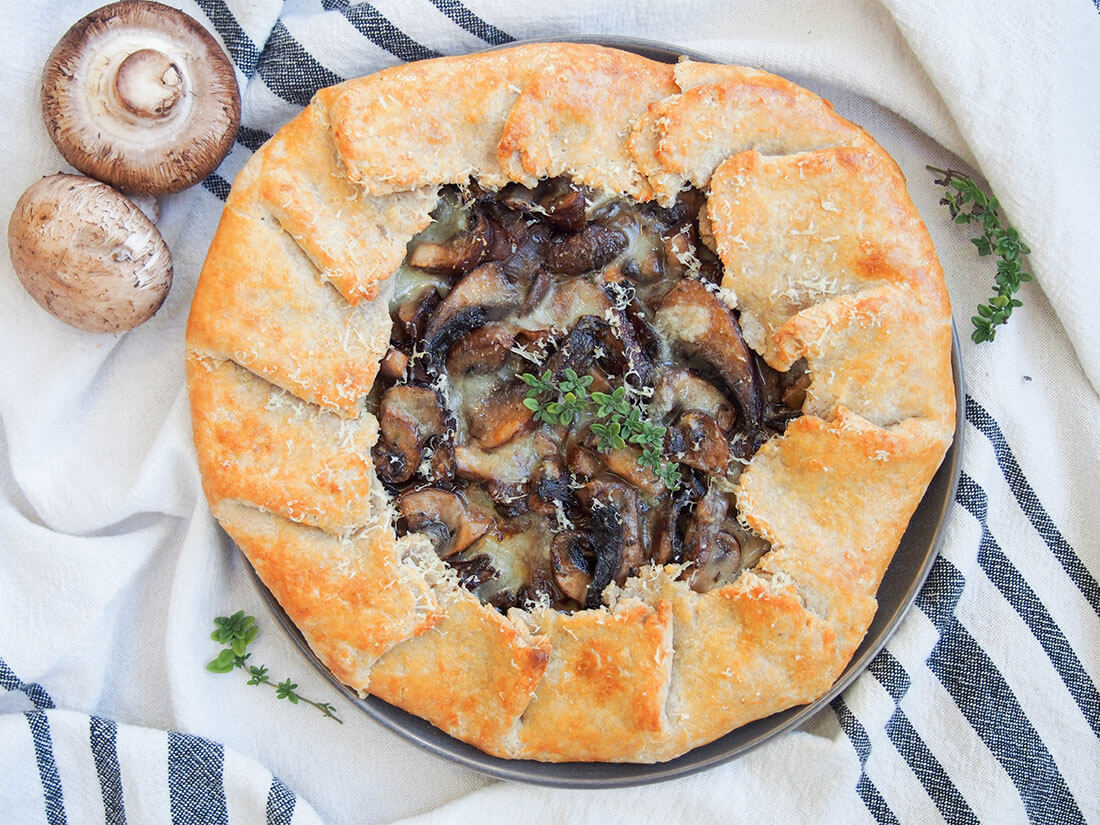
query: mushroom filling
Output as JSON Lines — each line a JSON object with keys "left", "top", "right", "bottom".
{"left": 372, "top": 178, "right": 808, "bottom": 612}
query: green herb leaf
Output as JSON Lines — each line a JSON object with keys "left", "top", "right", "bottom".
{"left": 207, "top": 612, "right": 342, "bottom": 723}
{"left": 206, "top": 649, "right": 237, "bottom": 674}
{"left": 929, "top": 166, "right": 1033, "bottom": 343}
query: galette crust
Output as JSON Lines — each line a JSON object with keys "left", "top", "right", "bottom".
{"left": 213, "top": 500, "right": 440, "bottom": 691}
{"left": 258, "top": 101, "right": 438, "bottom": 305}
{"left": 185, "top": 44, "right": 956, "bottom": 763}
{"left": 186, "top": 150, "right": 395, "bottom": 418}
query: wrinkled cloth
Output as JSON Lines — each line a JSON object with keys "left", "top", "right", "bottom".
{"left": 1, "top": 1, "right": 1097, "bottom": 823}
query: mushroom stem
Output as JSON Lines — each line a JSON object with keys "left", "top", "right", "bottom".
{"left": 113, "top": 48, "right": 183, "bottom": 120}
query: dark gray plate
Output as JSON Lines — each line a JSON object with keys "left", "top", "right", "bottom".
{"left": 244, "top": 37, "right": 965, "bottom": 788}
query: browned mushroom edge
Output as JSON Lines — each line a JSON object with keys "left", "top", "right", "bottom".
{"left": 371, "top": 178, "right": 808, "bottom": 613}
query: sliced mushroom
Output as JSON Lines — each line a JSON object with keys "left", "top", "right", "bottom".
{"left": 466, "top": 380, "right": 535, "bottom": 449}
{"left": 779, "top": 360, "right": 812, "bottom": 410}
{"left": 565, "top": 441, "right": 603, "bottom": 482}
{"left": 542, "top": 316, "right": 607, "bottom": 380}
{"left": 423, "top": 261, "right": 522, "bottom": 363}
{"left": 446, "top": 324, "right": 515, "bottom": 376}
{"left": 527, "top": 456, "right": 572, "bottom": 516}
{"left": 449, "top": 553, "right": 498, "bottom": 590}
{"left": 667, "top": 411, "right": 730, "bottom": 473}
{"left": 661, "top": 222, "right": 697, "bottom": 278}
{"left": 652, "top": 369, "right": 736, "bottom": 431}
{"left": 486, "top": 479, "right": 530, "bottom": 519}
{"left": 7, "top": 174, "right": 172, "bottom": 332}
{"left": 512, "top": 566, "right": 561, "bottom": 611}
{"left": 545, "top": 225, "right": 627, "bottom": 275}
{"left": 407, "top": 212, "right": 495, "bottom": 274}
{"left": 396, "top": 287, "right": 441, "bottom": 342}
{"left": 422, "top": 436, "right": 456, "bottom": 484}
{"left": 597, "top": 445, "right": 663, "bottom": 497}
{"left": 688, "top": 530, "right": 743, "bottom": 592}
{"left": 577, "top": 476, "right": 645, "bottom": 585}
{"left": 538, "top": 180, "right": 588, "bottom": 233}
{"left": 651, "top": 473, "right": 705, "bottom": 565}
{"left": 396, "top": 488, "right": 495, "bottom": 558}
{"left": 379, "top": 347, "right": 409, "bottom": 382}
{"left": 502, "top": 223, "right": 550, "bottom": 286}
{"left": 454, "top": 430, "right": 559, "bottom": 485}
{"left": 550, "top": 533, "right": 592, "bottom": 603}
{"left": 584, "top": 502, "right": 623, "bottom": 609}
{"left": 41, "top": 1, "right": 240, "bottom": 194}
{"left": 601, "top": 305, "right": 655, "bottom": 389}
{"left": 519, "top": 276, "right": 612, "bottom": 332}
{"left": 681, "top": 483, "right": 745, "bottom": 591}
{"left": 655, "top": 278, "right": 763, "bottom": 432}
{"left": 374, "top": 385, "right": 446, "bottom": 485}
{"left": 497, "top": 182, "right": 540, "bottom": 214}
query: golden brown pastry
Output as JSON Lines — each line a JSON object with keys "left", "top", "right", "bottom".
{"left": 186, "top": 43, "right": 954, "bottom": 763}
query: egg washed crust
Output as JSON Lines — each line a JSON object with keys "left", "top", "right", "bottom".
{"left": 185, "top": 43, "right": 954, "bottom": 763}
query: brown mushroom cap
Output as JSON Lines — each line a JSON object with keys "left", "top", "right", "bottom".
{"left": 7, "top": 173, "right": 173, "bottom": 332}
{"left": 41, "top": 1, "right": 241, "bottom": 194}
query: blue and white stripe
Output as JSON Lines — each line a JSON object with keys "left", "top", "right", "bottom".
{"left": 0, "top": 669, "right": 319, "bottom": 824}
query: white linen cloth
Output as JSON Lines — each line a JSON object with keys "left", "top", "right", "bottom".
{"left": 1, "top": 1, "right": 1098, "bottom": 823}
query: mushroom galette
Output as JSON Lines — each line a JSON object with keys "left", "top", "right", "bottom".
{"left": 186, "top": 44, "right": 955, "bottom": 763}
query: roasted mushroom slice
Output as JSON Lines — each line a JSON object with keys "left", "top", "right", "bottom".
{"left": 502, "top": 223, "right": 550, "bottom": 287}
{"left": 681, "top": 483, "right": 744, "bottom": 591}
{"left": 688, "top": 529, "right": 743, "bottom": 592}
{"left": 374, "top": 385, "right": 447, "bottom": 485}
{"left": 541, "top": 316, "right": 607, "bottom": 380}
{"left": 407, "top": 212, "right": 496, "bottom": 274}
{"left": 423, "top": 262, "right": 522, "bottom": 363}
{"left": 668, "top": 411, "right": 730, "bottom": 473}
{"left": 449, "top": 553, "right": 498, "bottom": 591}
{"left": 565, "top": 441, "right": 603, "bottom": 482}
{"left": 577, "top": 476, "right": 645, "bottom": 585}
{"left": 550, "top": 533, "right": 592, "bottom": 603}
{"left": 396, "top": 488, "right": 495, "bottom": 558}
{"left": 596, "top": 445, "right": 662, "bottom": 497}
{"left": 584, "top": 503, "right": 623, "bottom": 609}
{"left": 497, "top": 182, "right": 540, "bottom": 214}
{"left": 651, "top": 473, "right": 706, "bottom": 565}
{"left": 601, "top": 305, "right": 655, "bottom": 389}
{"left": 379, "top": 347, "right": 409, "bottom": 382}
{"left": 521, "top": 276, "right": 612, "bottom": 332}
{"left": 656, "top": 278, "right": 763, "bottom": 432}
{"left": 545, "top": 225, "right": 627, "bottom": 275}
{"left": 466, "top": 381, "right": 535, "bottom": 449}
{"left": 537, "top": 180, "right": 588, "bottom": 233}
{"left": 527, "top": 456, "right": 573, "bottom": 516}
{"left": 652, "top": 368, "right": 737, "bottom": 431}
{"left": 454, "top": 430, "right": 560, "bottom": 486}
{"left": 446, "top": 324, "right": 515, "bottom": 376}
{"left": 393, "top": 286, "right": 441, "bottom": 344}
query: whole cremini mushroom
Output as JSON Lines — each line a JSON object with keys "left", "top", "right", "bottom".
{"left": 41, "top": 1, "right": 241, "bottom": 195}
{"left": 8, "top": 174, "right": 173, "bottom": 333}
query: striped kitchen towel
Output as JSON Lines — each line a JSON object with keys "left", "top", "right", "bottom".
{"left": 0, "top": 668, "right": 323, "bottom": 825}
{"left": 1, "top": 1, "right": 1097, "bottom": 824}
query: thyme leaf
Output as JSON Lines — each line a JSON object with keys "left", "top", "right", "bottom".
{"left": 929, "top": 166, "right": 1033, "bottom": 343}
{"left": 520, "top": 371, "right": 681, "bottom": 490}
{"left": 206, "top": 611, "right": 342, "bottom": 723}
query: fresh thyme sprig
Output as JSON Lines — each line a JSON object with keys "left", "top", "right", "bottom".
{"left": 206, "top": 611, "right": 342, "bottom": 723}
{"left": 928, "top": 166, "right": 1034, "bottom": 343}
{"left": 520, "top": 371, "right": 682, "bottom": 490}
